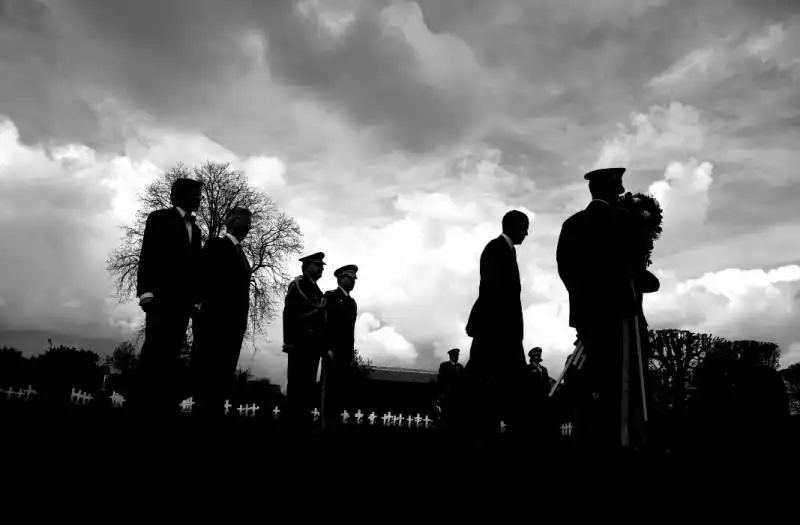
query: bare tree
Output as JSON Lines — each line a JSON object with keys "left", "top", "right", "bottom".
{"left": 106, "top": 160, "right": 303, "bottom": 346}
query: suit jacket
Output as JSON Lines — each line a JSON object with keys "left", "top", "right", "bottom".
{"left": 283, "top": 275, "right": 326, "bottom": 351}
{"left": 465, "top": 235, "right": 523, "bottom": 341}
{"left": 136, "top": 207, "right": 202, "bottom": 306}
{"left": 324, "top": 287, "right": 357, "bottom": 360}
{"left": 437, "top": 361, "right": 465, "bottom": 399}
{"left": 199, "top": 236, "right": 251, "bottom": 342}
{"left": 556, "top": 200, "right": 640, "bottom": 330}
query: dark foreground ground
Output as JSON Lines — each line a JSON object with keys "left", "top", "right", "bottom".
{"left": 2, "top": 403, "right": 797, "bottom": 511}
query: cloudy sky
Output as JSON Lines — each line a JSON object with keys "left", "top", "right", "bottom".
{"left": 1, "top": 0, "right": 799, "bottom": 385}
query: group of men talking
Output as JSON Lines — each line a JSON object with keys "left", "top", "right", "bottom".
{"left": 133, "top": 165, "right": 659, "bottom": 452}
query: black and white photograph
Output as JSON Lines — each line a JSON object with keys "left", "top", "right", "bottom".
{"left": 1, "top": 0, "right": 799, "bottom": 502}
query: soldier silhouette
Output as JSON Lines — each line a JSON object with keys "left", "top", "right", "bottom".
{"left": 283, "top": 252, "right": 327, "bottom": 432}
{"left": 321, "top": 264, "right": 359, "bottom": 432}
{"left": 556, "top": 167, "right": 650, "bottom": 453}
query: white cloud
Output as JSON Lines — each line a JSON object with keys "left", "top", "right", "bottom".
{"left": 648, "top": 158, "right": 714, "bottom": 231}
{"left": 594, "top": 102, "right": 705, "bottom": 168}
{"left": 355, "top": 312, "right": 418, "bottom": 364}
{"left": 645, "top": 264, "right": 800, "bottom": 366}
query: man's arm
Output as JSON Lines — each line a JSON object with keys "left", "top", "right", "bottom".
{"left": 136, "top": 212, "right": 161, "bottom": 301}
{"left": 282, "top": 280, "right": 299, "bottom": 350}
{"left": 556, "top": 221, "right": 577, "bottom": 292}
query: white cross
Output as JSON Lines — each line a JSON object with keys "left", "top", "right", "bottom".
{"left": 70, "top": 388, "right": 81, "bottom": 404}
{"left": 414, "top": 414, "right": 422, "bottom": 428}
{"left": 311, "top": 408, "right": 320, "bottom": 421}
{"left": 249, "top": 404, "right": 260, "bottom": 417}
{"left": 422, "top": 415, "right": 432, "bottom": 428}
{"left": 341, "top": 410, "right": 350, "bottom": 424}
{"left": 355, "top": 409, "right": 364, "bottom": 424}
{"left": 393, "top": 415, "right": 401, "bottom": 426}
{"left": 2, "top": 386, "right": 14, "bottom": 399}
{"left": 406, "top": 415, "right": 413, "bottom": 427}
{"left": 273, "top": 406, "right": 281, "bottom": 419}
{"left": 82, "top": 392, "right": 93, "bottom": 405}
{"left": 110, "top": 392, "right": 126, "bottom": 408}
{"left": 368, "top": 412, "right": 377, "bottom": 425}
{"left": 224, "top": 400, "right": 231, "bottom": 415}
{"left": 13, "top": 387, "right": 26, "bottom": 400}
{"left": 24, "top": 385, "right": 37, "bottom": 400}
{"left": 179, "top": 397, "right": 194, "bottom": 412}
{"left": 382, "top": 412, "right": 391, "bottom": 426}
{"left": 237, "top": 405, "right": 246, "bottom": 416}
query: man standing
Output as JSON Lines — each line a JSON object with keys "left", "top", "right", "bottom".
{"left": 134, "top": 177, "right": 203, "bottom": 419}
{"left": 437, "top": 348, "right": 465, "bottom": 434}
{"left": 321, "top": 264, "right": 359, "bottom": 431}
{"left": 465, "top": 210, "right": 530, "bottom": 440}
{"left": 556, "top": 167, "right": 645, "bottom": 452}
{"left": 283, "top": 252, "right": 327, "bottom": 431}
{"left": 528, "top": 347, "right": 550, "bottom": 402}
{"left": 527, "top": 347, "right": 555, "bottom": 447}
{"left": 190, "top": 207, "right": 253, "bottom": 418}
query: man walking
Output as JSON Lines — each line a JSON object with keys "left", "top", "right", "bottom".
{"left": 465, "top": 210, "right": 530, "bottom": 442}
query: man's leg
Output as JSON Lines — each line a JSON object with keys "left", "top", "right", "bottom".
{"left": 134, "top": 302, "right": 189, "bottom": 420}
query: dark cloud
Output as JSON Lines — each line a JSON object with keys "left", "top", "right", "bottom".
{"left": 708, "top": 178, "right": 800, "bottom": 231}
{"left": 0, "top": 0, "right": 491, "bottom": 157}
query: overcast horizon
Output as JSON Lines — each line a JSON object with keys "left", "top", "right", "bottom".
{"left": 1, "top": 0, "right": 799, "bottom": 387}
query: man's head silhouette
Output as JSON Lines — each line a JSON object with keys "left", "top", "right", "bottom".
{"left": 585, "top": 167, "right": 626, "bottom": 203}
{"left": 502, "top": 210, "right": 530, "bottom": 245}
{"left": 171, "top": 178, "right": 203, "bottom": 213}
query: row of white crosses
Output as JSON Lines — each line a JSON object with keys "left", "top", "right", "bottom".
{"left": 322, "top": 409, "right": 434, "bottom": 429}
{"left": 2, "top": 385, "right": 37, "bottom": 401}
{"left": 70, "top": 388, "right": 94, "bottom": 405}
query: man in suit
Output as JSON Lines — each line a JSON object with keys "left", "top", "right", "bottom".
{"left": 283, "top": 252, "right": 327, "bottom": 432}
{"left": 134, "top": 177, "right": 203, "bottom": 418}
{"left": 321, "top": 264, "right": 359, "bottom": 431}
{"left": 190, "top": 206, "right": 253, "bottom": 418}
{"left": 556, "top": 167, "right": 646, "bottom": 451}
{"left": 465, "top": 210, "right": 530, "bottom": 440}
{"left": 437, "top": 348, "right": 466, "bottom": 434}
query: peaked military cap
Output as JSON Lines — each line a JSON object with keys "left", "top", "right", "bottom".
{"left": 299, "top": 252, "right": 326, "bottom": 265}
{"left": 528, "top": 347, "right": 543, "bottom": 357}
{"left": 447, "top": 348, "right": 460, "bottom": 355}
{"left": 333, "top": 264, "right": 358, "bottom": 278}
{"left": 584, "top": 167, "right": 626, "bottom": 182}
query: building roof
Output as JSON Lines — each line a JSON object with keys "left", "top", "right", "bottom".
{"left": 367, "top": 366, "right": 437, "bottom": 384}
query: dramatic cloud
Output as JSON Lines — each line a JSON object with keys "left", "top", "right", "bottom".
{"left": 646, "top": 265, "right": 800, "bottom": 367}
{"left": 2, "top": 0, "right": 800, "bottom": 384}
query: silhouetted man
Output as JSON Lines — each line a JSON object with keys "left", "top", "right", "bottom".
{"left": 190, "top": 207, "right": 253, "bottom": 418}
{"left": 283, "top": 252, "right": 327, "bottom": 432}
{"left": 134, "top": 177, "right": 203, "bottom": 418}
{"left": 527, "top": 347, "right": 556, "bottom": 447}
{"left": 556, "top": 167, "right": 646, "bottom": 452}
{"left": 321, "top": 264, "right": 359, "bottom": 431}
{"left": 437, "top": 348, "right": 466, "bottom": 434}
{"left": 528, "top": 347, "right": 550, "bottom": 401}
{"left": 465, "top": 210, "right": 530, "bottom": 441}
